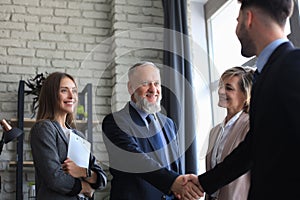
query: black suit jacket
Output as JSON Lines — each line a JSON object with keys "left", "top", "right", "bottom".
{"left": 102, "top": 102, "right": 182, "bottom": 200}
{"left": 199, "top": 42, "right": 300, "bottom": 200}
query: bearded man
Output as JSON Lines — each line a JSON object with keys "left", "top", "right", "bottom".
{"left": 102, "top": 62, "right": 202, "bottom": 200}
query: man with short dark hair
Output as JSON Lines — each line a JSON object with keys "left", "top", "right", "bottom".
{"left": 187, "top": 0, "right": 300, "bottom": 199}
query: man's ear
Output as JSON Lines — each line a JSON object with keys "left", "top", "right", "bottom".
{"left": 246, "top": 9, "right": 253, "bottom": 28}
{"left": 128, "top": 81, "right": 134, "bottom": 95}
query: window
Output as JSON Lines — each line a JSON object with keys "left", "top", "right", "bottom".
{"left": 207, "top": 1, "right": 249, "bottom": 76}
{"left": 298, "top": 0, "right": 300, "bottom": 16}
{"left": 190, "top": 0, "right": 251, "bottom": 175}
{"left": 288, "top": 0, "right": 300, "bottom": 47}
{"left": 205, "top": 0, "right": 252, "bottom": 125}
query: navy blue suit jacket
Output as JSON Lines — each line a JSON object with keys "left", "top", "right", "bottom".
{"left": 199, "top": 42, "right": 300, "bottom": 199}
{"left": 102, "top": 102, "right": 182, "bottom": 200}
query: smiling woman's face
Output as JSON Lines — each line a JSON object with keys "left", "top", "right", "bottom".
{"left": 218, "top": 75, "right": 246, "bottom": 113}
{"left": 57, "top": 77, "right": 78, "bottom": 116}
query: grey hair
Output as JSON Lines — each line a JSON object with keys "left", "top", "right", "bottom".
{"left": 128, "top": 61, "right": 159, "bottom": 80}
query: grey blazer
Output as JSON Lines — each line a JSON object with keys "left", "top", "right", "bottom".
{"left": 205, "top": 112, "right": 250, "bottom": 200}
{"left": 30, "top": 119, "right": 107, "bottom": 200}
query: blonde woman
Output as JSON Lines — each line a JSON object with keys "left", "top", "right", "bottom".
{"left": 206, "top": 66, "right": 254, "bottom": 200}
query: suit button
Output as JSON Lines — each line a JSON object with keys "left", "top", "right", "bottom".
{"left": 161, "top": 195, "right": 167, "bottom": 200}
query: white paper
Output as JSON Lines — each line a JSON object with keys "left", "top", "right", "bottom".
{"left": 67, "top": 131, "right": 91, "bottom": 168}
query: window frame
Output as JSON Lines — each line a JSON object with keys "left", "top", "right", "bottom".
{"left": 288, "top": 0, "right": 300, "bottom": 47}
{"left": 204, "top": 0, "right": 300, "bottom": 126}
{"left": 205, "top": 0, "right": 300, "bottom": 64}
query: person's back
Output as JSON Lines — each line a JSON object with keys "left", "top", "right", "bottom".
{"left": 248, "top": 44, "right": 300, "bottom": 199}
{"left": 195, "top": 1, "right": 300, "bottom": 199}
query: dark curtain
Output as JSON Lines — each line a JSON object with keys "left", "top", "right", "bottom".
{"left": 161, "top": 0, "right": 197, "bottom": 174}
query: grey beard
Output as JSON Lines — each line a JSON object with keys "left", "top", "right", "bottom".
{"left": 134, "top": 93, "right": 161, "bottom": 114}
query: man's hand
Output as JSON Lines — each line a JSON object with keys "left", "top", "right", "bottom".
{"left": 80, "top": 181, "right": 95, "bottom": 198}
{"left": 62, "top": 158, "right": 86, "bottom": 178}
{"left": 184, "top": 174, "right": 203, "bottom": 191}
{"left": 171, "top": 174, "right": 204, "bottom": 200}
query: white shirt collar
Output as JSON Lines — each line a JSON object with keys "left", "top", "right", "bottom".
{"left": 221, "top": 110, "right": 243, "bottom": 129}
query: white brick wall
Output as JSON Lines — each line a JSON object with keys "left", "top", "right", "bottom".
{"left": 0, "top": 0, "right": 164, "bottom": 199}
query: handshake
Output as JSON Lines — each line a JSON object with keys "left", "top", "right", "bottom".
{"left": 171, "top": 174, "right": 204, "bottom": 200}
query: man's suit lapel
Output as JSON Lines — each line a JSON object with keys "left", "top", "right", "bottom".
{"left": 254, "top": 42, "right": 293, "bottom": 88}
{"left": 251, "top": 42, "right": 294, "bottom": 122}
{"left": 128, "top": 103, "right": 171, "bottom": 151}
{"left": 128, "top": 103, "right": 146, "bottom": 127}
{"left": 128, "top": 103, "right": 158, "bottom": 152}
{"left": 156, "top": 113, "right": 181, "bottom": 172}
{"left": 156, "top": 113, "right": 172, "bottom": 143}
{"left": 127, "top": 103, "right": 179, "bottom": 170}
{"left": 128, "top": 103, "right": 169, "bottom": 168}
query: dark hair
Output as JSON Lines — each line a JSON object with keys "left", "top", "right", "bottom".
{"left": 238, "top": 0, "right": 294, "bottom": 26}
{"left": 37, "top": 72, "right": 77, "bottom": 127}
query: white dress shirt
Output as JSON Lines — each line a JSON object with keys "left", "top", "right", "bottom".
{"left": 211, "top": 110, "right": 243, "bottom": 168}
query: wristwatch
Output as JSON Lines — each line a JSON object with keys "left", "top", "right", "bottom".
{"left": 86, "top": 168, "right": 92, "bottom": 178}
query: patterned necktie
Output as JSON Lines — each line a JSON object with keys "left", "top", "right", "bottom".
{"left": 146, "top": 114, "right": 170, "bottom": 168}
{"left": 146, "top": 114, "right": 164, "bottom": 149}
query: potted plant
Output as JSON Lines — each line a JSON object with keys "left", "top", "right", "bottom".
{"left": 24, "top": 73, "right": 47, "bottom": 118}
{"left": 76, "top": 105, "right": 88, "bottom": 120}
